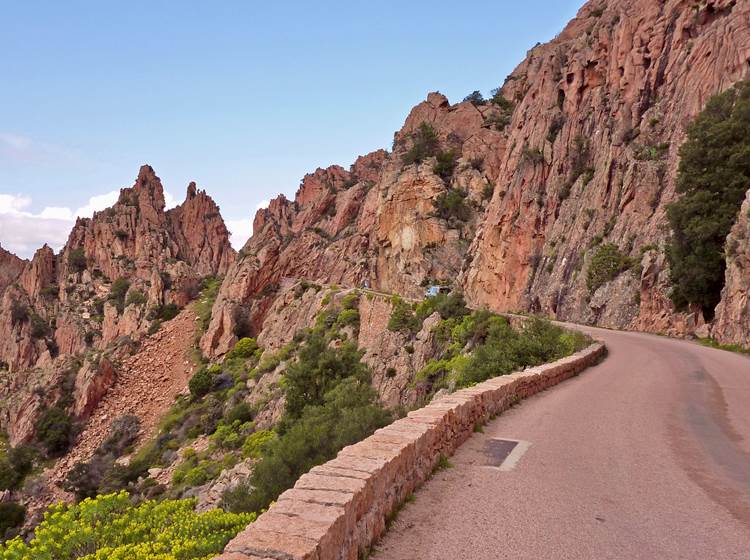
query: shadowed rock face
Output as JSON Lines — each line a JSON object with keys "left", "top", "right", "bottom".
{"left": 201, "top": 0, "right": 750, "bottom": 357}
{"left": 714, "top": 190, "right": 750, "bottom": 347}
{"left": 462, "top": 0, "right": 750, "bottom": 338}
{"left": 0, "top": 245, "right": 26, "bottom": 296}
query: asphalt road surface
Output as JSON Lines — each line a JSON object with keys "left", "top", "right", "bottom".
{"left": 374, "top": 327, "right": 750, "bottom": 560}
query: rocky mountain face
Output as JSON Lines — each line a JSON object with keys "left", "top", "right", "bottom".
{"left": 201, "top": 0, "right": 750, "bottom": 360}
{"left": 714, "top": 189, "right": 750, "bottom": 347}
{"left": 0, "top": 165, "right": 235, "bottom": 444}
{"left": 1, "top": 0, "right": 749, "bottom": 525}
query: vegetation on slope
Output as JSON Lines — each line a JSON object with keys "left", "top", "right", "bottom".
{"left": 389, "top": 292, "right": 591, "bottom": 395}
{"left": 0, "top": 492, "right": 253, "bottom": 560}
{"left": 667, "top": 80, "right": 750, "bottom": 318}
{"left": 221, "top": 293, "right": 391, "bottom": 513}
{"left": 7, "top": 285, "right": 590, "bottom": 557}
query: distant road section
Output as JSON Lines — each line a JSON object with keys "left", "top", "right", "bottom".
{"left": 375, "top": 327, "right": 750, "bottom": 560}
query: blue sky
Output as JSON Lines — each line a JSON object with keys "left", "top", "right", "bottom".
{"left": 0, "top": 0, "right": 583, "bottom": 257}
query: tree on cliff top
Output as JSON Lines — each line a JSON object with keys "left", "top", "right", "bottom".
{"left": 667, "top": 80, "right": 750, "bottom": 318}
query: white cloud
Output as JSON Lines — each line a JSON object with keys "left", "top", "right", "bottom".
{"left": 225, "top": 218, "right": 253, "bottom": 250}
{"left": 0, "top": 188, "right": 184, "bottom": 258}
{"left": 39, "top": 206, "right": 75, "bottom": 220}
{"left": 164, "top": 190, "right": 178, "bottom": 209}
{"left": 73, "top": 190, "right": 119, "bottom": 218}
{"left": 0, "top": 212, "right": 71, "bottom": 259}
{"left": 0, "top": 193, "right": 32, "bottom": 213}
{"left": 224, "top": 200, "right": 268, "bottom": 250}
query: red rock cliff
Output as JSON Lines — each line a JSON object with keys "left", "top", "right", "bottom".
{"left": 201, "top": 0, "right": 750, "bottom": 358}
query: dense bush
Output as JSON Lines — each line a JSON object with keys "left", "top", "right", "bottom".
{"left": 68, "top": 248, "right": 87, "bottom": 273}
{"left": 226, "top": 337, "right": 259, "bottom": 360}
{"left": 0, "top": 492, "right": 254, "bottom": 559}
{"left": 282, "top": 331, "right": 369, "bottom": 426}
{"left": 433, "top": 150, "right": 458, "bottom": 180}
{"left": 225, "top": 378, "right": 390, "bottom": 513}
{"left": 188, "top": 368, "right": 214, "bottom": 400}
{"left": 463, "top": 90, "right": 486, "bottom": 105}
{"left": 29, "top": 313, "right": 50, "bottom": 339}
{"left": 667, "top": 80, "right": 750, "bottom": 317}
{"left": 109, "top": 278, "right": 131, "bottom": 313}
{"left": 402, "top": 122, "right": 439, "bottom": 165}
{"left": 9, "top": 301, "right": 28, "bottom": 326}
{"left": 0, "top": 502, "right": 25, "bottom": 541}
{"left": 417, "top": 313, "right": 590, "bottom": 391}
{"left": 415, "top": 291, "right": 469, "bottom": 322}
{"left": 433, "top": 188, "right": 471, "bottom": 222}
{"left": 241, "top": 430, "right": 275, "bottom": 459}
{"left": 226, "top": 402, "right": 254, "bottom": 425}
{"left": 586, "top": 243, "right": 635, "bottom": 293}
{"left": 0, "top": 445, "right": 35, "bottom": 491}
{"left": 486, "top": 89, "right": 515, "bottom": 130}
{"left": 387, "top": 298, "right": 419, "bottom": 334}
{"left": 36, "top": 406, "right": 74, "bottom": 457}
{"left": 124, "top": 290, "right": 147, "bottom": 308}
{"left": 149, "top": 303, "right": 180, "bottom": 322}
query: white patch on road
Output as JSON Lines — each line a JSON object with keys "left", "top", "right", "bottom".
{"left": 499, "top": 439, "right": 531, "bottom": 471}
{"left": 484, "top": 438, "right": 531, "bottom": 471}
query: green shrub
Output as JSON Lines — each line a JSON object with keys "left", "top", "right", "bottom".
{"left": 0, "top": 445, "right": 35, "bottom": 491}
{"left": 36, "top": 406, "right": 74, "bottom": 457}
{"left": 387, "top": 298, "right": 419, "bottom": 334}
{"left": 211, "top": 420, "right": 248, "bottom": 450}
{"left": 68, "top": 248, "right": 87, "bottom": 273}
{"left": 340, "top": 293, "right": 359, "bottom": 309}
{"left": 226, "top": 337, "right": 259, "bottom": 360}
{"left": 586, "top": 243, "right": 634, "bottom": 293}
{"left": 433, "top": 150, "right": 458, "bottom": 180}
{"left": 149, "top": 303, "right": 179, "bottom": 322}
{"left": 124, "top": 289, "right": 147, "bottom": 308}
{"left": 417, "top": 312, "right": 590, "bottom": 391}
{"left": 0, "top": 502, "right": 25, "bottom": 539}
{"left": 0, "top": 491, "right": 254, "bottom": 559}
{"left": 334, "top": 308, "right": 360, "bottom": 329}
{"left": 226, "top": 378, "right": 390, "bottom": 513}
{"left": 109, "top": 278, "right": 131, "bottom": 313}
{"left": 188, "top": 367, "right": 213, "bottom": 400}
{"left": 282, "top": 332, "right": 369, "bottom": 425}
{"left": 667, "top": 80, "right": 750, "bottom": 316}
{"left": 486, "top": 90, "right": 515, "bottom": 130}
{"left": 433, "top": 188, "right": 471, "bottom": 222}
{"left": 463, "top": 90, "right": 485, "bottom": 105}
{"left": 241, "top": 430, "right": 275, "bottom": 459}
{"left": 415, "top": 291, "right": 469, "bottom": 322}
{"left": 29, "top": 313, "right": 50, "bottom": 339}
{"left": 402, "top": 122, "right": 439, "bottom": 165}
{"left": 226, "top": 402, "right": 254, "bottom": 425}
{"left": 40, "top": 285, "right": 59, "bottom": 299}
{"left": 9, "top": 300, "right": 28, "bottom": 325}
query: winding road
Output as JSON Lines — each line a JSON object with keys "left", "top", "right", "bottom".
{"left": 374, "top": 326, "right": 750, "bottom": 559}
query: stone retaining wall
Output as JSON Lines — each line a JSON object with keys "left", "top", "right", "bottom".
{"left": 216, "top": 341, "right": 606, "bottom": 560}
